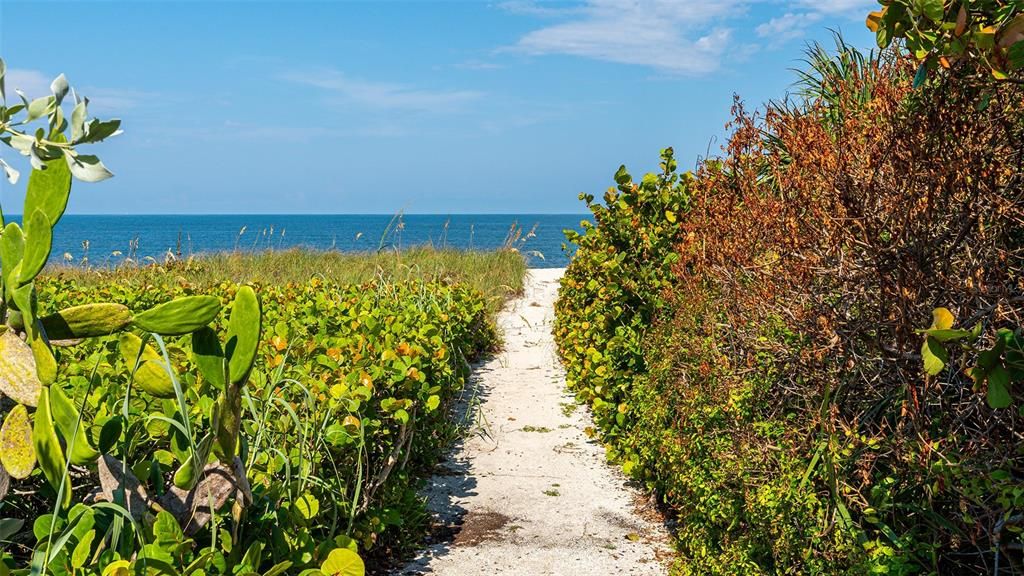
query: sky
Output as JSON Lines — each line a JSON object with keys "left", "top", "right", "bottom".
{"left": 0, "top": 0, "right": 877, "bottom": 215}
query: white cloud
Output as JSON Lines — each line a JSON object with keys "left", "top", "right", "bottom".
{"left": 756, "top": 12, "right": 824, "bottom": 45}
{"left": 508, "top": 0, "right": 743, "bottom": 75}
{"left": 503, "top": 0, "right": 873, "bottom": 74}
{"left": 282, "top": 69, "right": 483, "bottom": 113}
{"left": 4, "top": 68, "right": 52, "bottom": 100}
{"left": 4, "top": 68, "right": 150, "bottom": 114}
{"left": 794, "top": 0, "right": 875, "bottom": 15}
{"left": 455, "top": 59, "right": 505, "bottom": 71}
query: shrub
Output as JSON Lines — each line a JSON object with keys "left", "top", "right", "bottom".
{"left": 867, "top": 0, "right": 1024, "bottom": 82}
{"left": 10, "top": 275, "right": 494, "bottom": 572}
{"left": 554, "top": 148, "right": 689, "bottom": 459}
{"left": 556, "top": 37, "right": 1024, "bottom": 574}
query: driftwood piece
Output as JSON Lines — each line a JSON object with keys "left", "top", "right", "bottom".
{"left": 158, "top": 457, "right": 249, "bottom": 534}
{"left": 97, "top": 455, "right": 150, "bottom": 521}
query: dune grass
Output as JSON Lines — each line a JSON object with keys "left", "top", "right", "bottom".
{"left": 46, "top": 247, "right": 528, "bottom": 315}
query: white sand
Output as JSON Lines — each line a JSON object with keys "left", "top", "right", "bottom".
{"left": 397, "top": 268, "right": 671, "bottom": 576}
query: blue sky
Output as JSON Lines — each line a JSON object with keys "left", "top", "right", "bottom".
{"left": 0, "top": 0, "right": 876, "bottom": 214}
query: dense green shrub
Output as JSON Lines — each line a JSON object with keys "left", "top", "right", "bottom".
{"left": 5, "top": 275, "right": 494, "bottom": 572}
{"left": 557, "top": 38, "right": 1024, "bottom": 574}
{"left": 867, "top": 0, "right": 1023, "bottom": 81}
{"left": 554, "top": 148, "right": 689, "bottom": 457}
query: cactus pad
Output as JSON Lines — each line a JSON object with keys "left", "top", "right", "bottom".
{"left": 18, "top": 209, "right": 52, "bottom": 285}
{"left": 118, "top": 333, "right": 177, "bottom": 398}
{"left": 0, "top": 330, "right": 41, "bottom": 407}
{"left": 41, "top": 303, "right": 132, "bottom": 340}
{"left": 0, "top": 404, "right": 36, "bottom": 479}
{"left": 32, "top": 387, "right": 71, "bottom": 509}
{"left": 226, "top": 286, "right": 261, "bottom": 385}
{"left": 49, "top": 384, "right": 99, "bottom": 465}
{"left": 132, "top": 295, "right": 222, "bottom": 336}
{"left": 191, "top": 326, "right": 226, "bottom": 390}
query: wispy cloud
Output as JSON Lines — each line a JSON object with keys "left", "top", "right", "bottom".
{"left": 4, "top": 68, "right": 53, "bottom": 100}
{"left": 503, "top": 0, "right": 873, "bottom": 74}
{"left": 794, "top": 0, "right": 875, "bottom": 15}
{"left": 764, "top": 1, "right": 874, "bottom": 42}
{"left": 282, "top": 68, "right": 483, "bottom": 113}
{"left": 507, "top": 0, "right": 743, "bottom": 75}
{"left": 455, "top": 59, "right": 505, "bottom": 71}
{"left": 756, "top": 12, "right": 824, "bottom": 46}
{"left": 4, "top": 68, "right": 152, "bottom": 113}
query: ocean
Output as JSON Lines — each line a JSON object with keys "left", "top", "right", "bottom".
{"left": 4, "top": 214, "right": 587, "bottom": 269}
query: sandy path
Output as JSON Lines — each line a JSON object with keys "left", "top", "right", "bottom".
{"left": 397, "top": 268, "right": 671, "bottom": 576}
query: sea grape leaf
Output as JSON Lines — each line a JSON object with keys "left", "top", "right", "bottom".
{"left": 922, "top": 336, "right": 948, "bottom": 376}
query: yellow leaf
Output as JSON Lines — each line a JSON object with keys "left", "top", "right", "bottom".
{"left": 930, "top": 308, "right": 955, "bottom": 330}
{"left": 866, "top": 9, "right": 884, "bottom": 33}
{"left": 322, "top": 548, "right": 365, "bottom": 576}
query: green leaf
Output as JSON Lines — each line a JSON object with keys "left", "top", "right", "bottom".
{"left": 922, "top": 328, "right": 973, "bottom": 342}
{"left": 321, "top": 548, "right": 365, "bottom": 576}
{"left": 0, "top": 158, "right": 20, "bottom": 185}
{"left": 71, "top": 529, "right": 94, "bottom": 569}
{"left": 98, "top": 416, "right": 123, "bottom": 453}
{"left": 426, "top": 395, "right": 440, "bottom": 412}
{"left": 80, "top": 118, "right": 121, "bottom": 143}
{"left": 48, "top": 383, "right": 99, "bottom": 465}
{"left": 613, "top": 165, "right": 631, "bottom": 186}
{"left": 50, "top": 74, "right": 69, "bottom": 105}
{"left": 153, "top": 511, "right": 184, "bottom": 546}
{"left": 916, "top": 0, "right": 944, "bottom": 23}
{"left": 118, "top": 332, "right": 176, "bottom": 398}
{"left": 71, "top": 100, "right": 88, "bottom": 143}
{"left": 40, "top": 302, "right": 133, "bottom": 340}
{"left": 294, "top": 493, "right": 320, "bottom": 520}
{"left": 26, "top": 96, "right": 54, "bottom": 123}
{"left": 63, "top": 152, "right": 113, "bottom": 182}
{"left": 32, "top": 386, "right": 71, "bottom": 509}
{"left": 987, "top": 365, "right": 1012, "bottom": 408}
{"left": 913, "top": 61, "right": 929, "bottom": 88}
{"left": 922, "top": 336, "right": 948, "bottom": 376}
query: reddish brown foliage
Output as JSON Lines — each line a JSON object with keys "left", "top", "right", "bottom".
{"left": 667, "top": 52, "right": 1024, "bottom": 571}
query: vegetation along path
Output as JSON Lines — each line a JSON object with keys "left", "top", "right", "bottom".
{"left": 399, "top": 268, "right": 671, "bottom": 575}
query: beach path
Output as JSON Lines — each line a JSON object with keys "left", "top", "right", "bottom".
{"left": 397, "top": 268, "right": 671, "bottom": 576}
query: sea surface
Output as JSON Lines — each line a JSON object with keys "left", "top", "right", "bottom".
{"left": 6, "top": 214, "right": 587, "bottom": 269}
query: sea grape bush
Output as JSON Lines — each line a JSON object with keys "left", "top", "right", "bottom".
{"left": 0, "top": 60, "right": 499, "bottom": 574}
{"left": 553, "top": 148, "right": 689, "bottom": 456}
{"left": 555, "top": 37, "right": 1024, "bottom": 574}
{"left": 867, "top": 0, "right": 1024, "bottom": 81}
{"left": 30, "top": 275, "right": 493, "bottom": 572}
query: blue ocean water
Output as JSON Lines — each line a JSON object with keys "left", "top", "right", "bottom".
{"left": 6, "top": 214, "right": 587, "bottom": 269}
